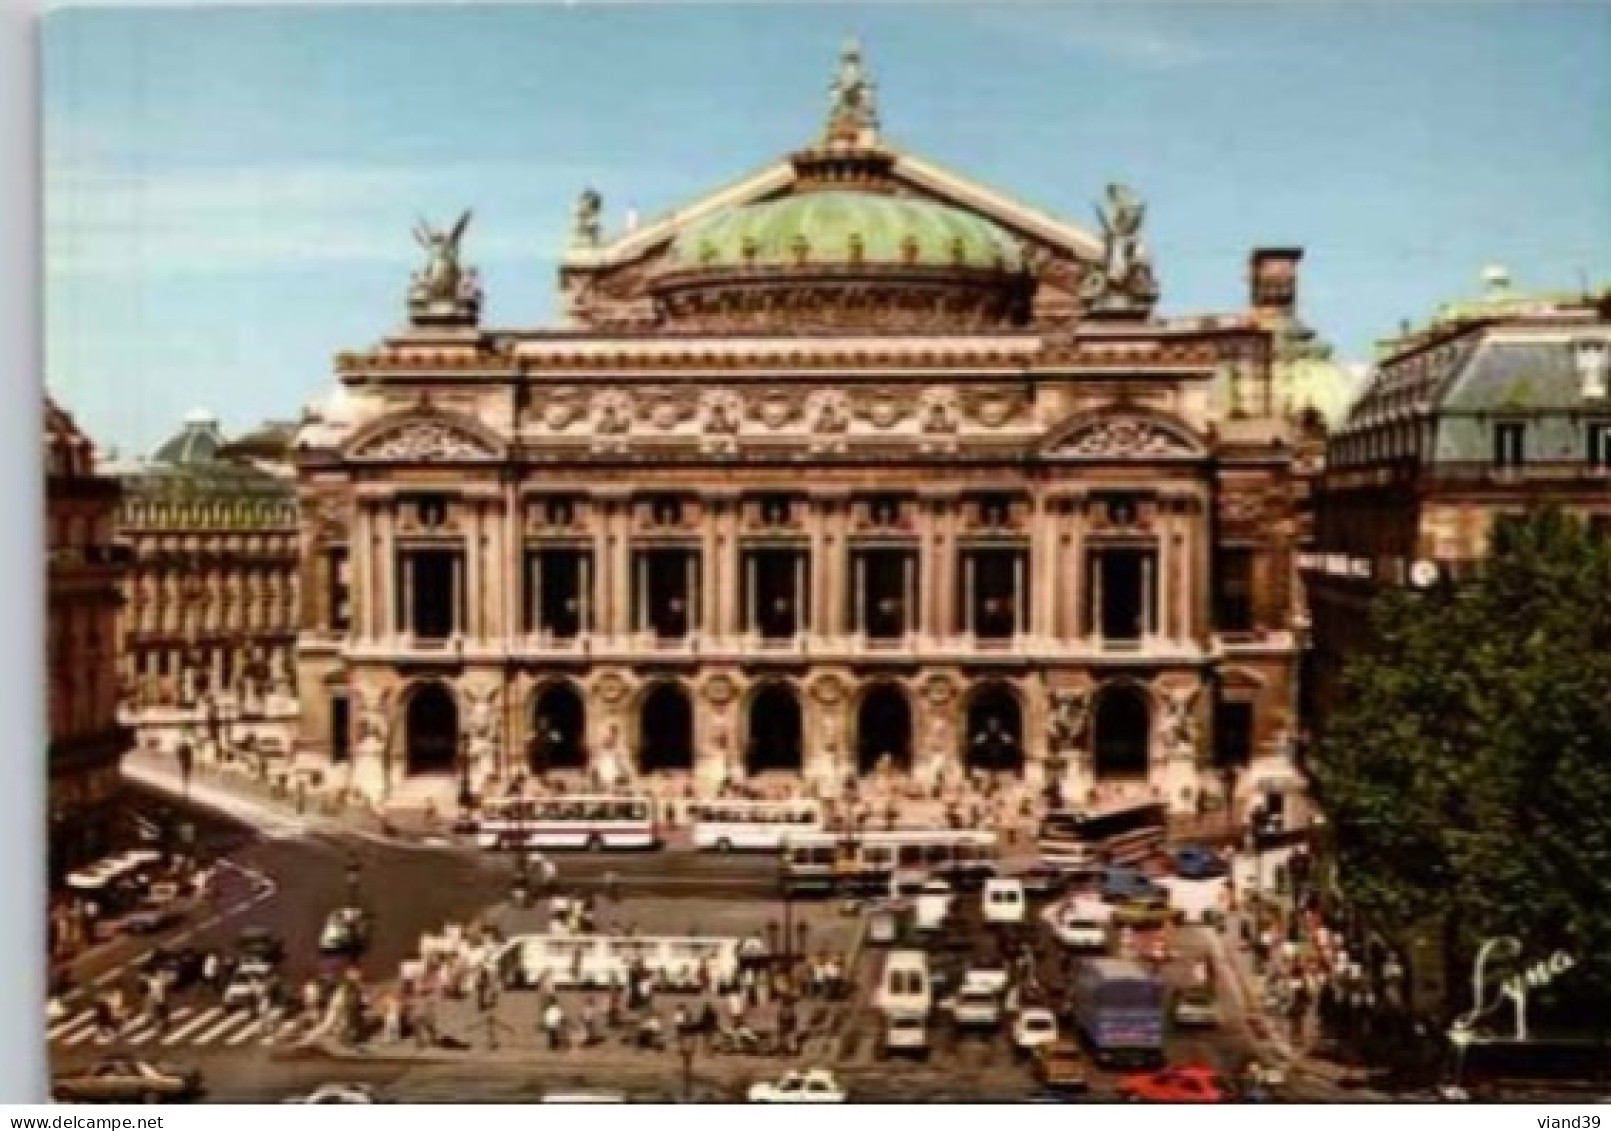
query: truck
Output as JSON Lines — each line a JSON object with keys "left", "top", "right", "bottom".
{"left": 1068, "top": 957, "right": 1166, "bottom": 1067}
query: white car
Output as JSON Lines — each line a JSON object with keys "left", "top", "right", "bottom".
{"left": 914, "top": 879, "right": 954, "bottom": 932}
{"left": 285, "top": 1083, "right": 376, "bottom": 1104}
{"left": 947, "top": 987, "right": 1003, "bottom": 1029}
{"left": 221, "top": 972, "right": 270, "bottom": 1010}
{"left": 1047, "top": 905, "right": 1109, "bottom": 951}
{"left": 963, "top": 962, "right": 1011, "bottom": 996}
{"left": 1010, "top": 1007, "right": 1059, "bottom": 1053}
{"left": 747, "top": 1069, "right": 848, "bottom": 1104}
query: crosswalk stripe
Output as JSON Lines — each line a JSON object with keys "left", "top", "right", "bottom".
{"left": 224, "top": 1017, "right": 263, "bottom": 1046}
{"left": 163, "top": 1005, "right": 225, "bottom": 1045}
{"left": 122, "top": 1007, "right": 195, "bottom": 1046}
{"left": 191, "top": 1009, "right": 250, "bottom": 1046}
{"left": 49, "top": 1013, "right": 96, "bottom": 1043}
{"left": 63, "top": 1023, "right": 106, "bottom": 1048}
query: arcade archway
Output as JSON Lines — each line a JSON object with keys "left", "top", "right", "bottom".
{"left": 746, "top": 683, "right": 804, "bottom": 774}
{"left": 405, "top": 683, "right": 458, "bottom": 775}
{"left": 530, "top": 683, "right": 587, "bottom": 773}
{"left": 856, "top": 683, "right": 913, "bottom": 776}
{"left": 964, "top": 683, "right": 1025, "bottom": 774}
{"left": 638, "top": 683, "right": 694, "bottom": 773}
{"left": 1093, "top": 684, "right": 1151, "bottom": 779}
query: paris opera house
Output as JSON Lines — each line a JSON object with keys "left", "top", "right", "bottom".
{"left": 292, "top": 44, "right": 1313, "bottom": 817}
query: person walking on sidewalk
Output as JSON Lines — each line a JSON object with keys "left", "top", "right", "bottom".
{"left": 543, "top": 999, "right": 565, "bottom": 1050}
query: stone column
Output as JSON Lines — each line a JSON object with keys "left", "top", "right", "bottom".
{"left": 401, "top": 552, "right": 415, "bottom": 638}
{"left": 464, "top": 502, "right": 482, "bottom": 641}
{"left": 1014, "top": 552, "right": 1027, "bottom": 637}
{"left": 1091, "top": 553, "right": 1104, "bottom": 646}
{"left": 1141, "top": 553, "right": 1153, "bottom": 639}
{"left": 793, "top": 551, "right": 806, "bottom": 637}
{"left": 937, "top": 501, "right": 959, "bottom": 638}
{"left": 586, "top": 557, "right": 599, "bottom": 638}
{"left": 744, "top": 553, "right": 757, "bottom": 635}
{"left": 902, "top": 552, "right": 916, "bottom": 638}
{"left": 379, "top": 503, "right": 397, "bottom": 643}
{"left": 684, "top": 550, "right": 699, "bottom": 637}
{"left": 702, "top": 503, "right": 722, "bottom": 641}
{"left": 962, "top": 553, "right": 976, "bottom": 636}
{"left": 852, "top": 552, "right": 866, "bottom": 635}
{"left": 530, "top": 553, "right": 544, "bottom": 636}
{"left": 635, "top": 553, "right": 648, "bottom": 634}
{"left": 612, "top": 503, "right": 632, "bottom": 637}
{"left": 502, "top": 486, "right": 521, "bottom": 648}
{"left": 349, "top": 502, "right": 369, "bottom": 640}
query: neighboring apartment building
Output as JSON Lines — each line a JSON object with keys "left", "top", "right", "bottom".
{"left": 115, "top": 410, "right": 302, "bottom": 765}
{"left": 1304, "top": 270, "right": 1611, "bottom": 727}
{"left": 45, "top": 397, "right": 129, "bottom": 881}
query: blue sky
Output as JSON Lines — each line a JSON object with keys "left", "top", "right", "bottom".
{"left": 44, "top": 2, "right": 1611, "bottom": 457}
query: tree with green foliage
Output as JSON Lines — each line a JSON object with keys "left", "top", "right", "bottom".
{"left": 1312, "top": 508, "right": 1611, "bottom": 1023}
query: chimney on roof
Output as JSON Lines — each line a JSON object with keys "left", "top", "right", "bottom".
{"left": 1250, "top": 248, "right": 1303, "bottom": 318}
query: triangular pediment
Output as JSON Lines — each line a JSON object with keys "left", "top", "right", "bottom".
{"left": 1039, "top": 408, "right": 1208, "bottom": 461}
{"left": 343, "top": 406, "right": 504, "bottom": 463}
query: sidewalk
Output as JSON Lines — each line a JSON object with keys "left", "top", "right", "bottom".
{"left": 123, "top": 749, "right": 451, "bottom": 845}
{"left": 1206, "top": 858, "right": 1386, "bottom": 1099}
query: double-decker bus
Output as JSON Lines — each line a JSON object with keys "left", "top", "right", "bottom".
{"left": 1039, "top": 799, "right": 1168, "bottom": 868}
{"left": 689, "top": 799, "right": 824, "bottom": 852}
{"left": 780, "top": 829, "right": 1000, "bottom": 895}
{"left": 475, "top": 795, "right": 658, "bottom": 852}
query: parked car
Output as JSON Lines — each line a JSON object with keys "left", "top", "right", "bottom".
{"left": 53, "top": 1059, "right": 203, "bottom": 1104}
{"left": 1010, "top": 1007, "right": 1060, "bottom": 1054}
{"left": 284, "top": 1083, "right": 377, "bottom": 1104}
{"left": 1033, "top": 1040, "right": 1090, "bottom": 1093}
{"left": 237, "top": 927, "right": 285, "bottom": 965}
{"left": 1119, "top": 1064, "right": 1235, "bottom": 1103}
{"left": 946, "top": 987, "right": 1003, "bottom": 1029}
{"left": 878, "top": 1012, "right": 931, "bottom": 1060}
{"left": 1101, "top": 867, "right": 1168, "bottom": 905}
{"left": 1172, "top": 986, "right": 1220, "bottom": 1028}
{"left": 747, "top": 1069, "right": 847, "bottom": 1104}
{"left": 1170, "top": 844, "right": 1230, "bottom": 880}
{"left": 1047, "top": 903, "right": 1109, "bottom": 951}
{"left": 914, "top": 879, "right": 954, "bottom": 933}
{"left": 981, "top": 877, "right": 1027, "bottom": 926}
{"left": 963, "top": 954, "right": 1011, "bottom": 995}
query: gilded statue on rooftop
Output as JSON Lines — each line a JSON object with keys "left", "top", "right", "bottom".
{"left": 1082, "top": 183, "right": 1160, "bottom": 313}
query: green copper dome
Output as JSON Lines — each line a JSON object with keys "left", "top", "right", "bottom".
{"left": 667, "top": 190, "right": 1025, "bottom": 273}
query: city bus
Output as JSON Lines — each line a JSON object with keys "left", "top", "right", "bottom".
{"left": 780, "top": 829, "right": 1000, "bottom": 896}
{"left": 1039, "top": 799, "right": 1168, "bottom": 869}
{"left": 689, "top": 799, "right": 825, "bottom": 852}
{"left": 474, "top": 795, "right": 659, "bottom": 852}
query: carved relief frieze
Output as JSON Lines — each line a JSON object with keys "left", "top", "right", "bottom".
{"left": 805, "top": 389, "right": 852, "bottom": 452}
{"left": 699, "top": 389, "right": 747, "bottom": 451}
{"left": 748, "top": 388, "right": 804, "bottom": 430}
{"left": 959, "top": 385, "right": 1030, "bottom": 429}
{"left": 589, "top": 390, "right": 634, "bottom": 451}
{"left": 1045, "top": 414, "right": 1204, "bottom": 460}
{"left": 352, "top": 420, "right": 499, "bottom": 462}
{"left": 853, "top": 387, "right": 916, "bottom": 430}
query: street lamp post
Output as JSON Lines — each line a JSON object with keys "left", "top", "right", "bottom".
{"left": 676, "top": 1026, "right": 698, "bottom": 1102}
{"left": 345, "top": 853, "right": 362, "bottom": 910}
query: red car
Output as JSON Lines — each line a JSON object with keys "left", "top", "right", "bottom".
{"left": 1118, "top": 1064, "right": 1234, "bottom": 1103}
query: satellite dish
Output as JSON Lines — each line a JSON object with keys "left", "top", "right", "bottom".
{"left": 1410, "top": 561, "right": 1440, "bottom": 589}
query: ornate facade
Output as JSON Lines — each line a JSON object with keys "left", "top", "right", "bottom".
{"left": 1305, "top": 271, "right": 1611, "bottom": 728}
{"left": 296, "top": 43, "right": 1305, "bottom": 816}
{"left": 116, "top": 411, "right": 302, "bottom": 762}
{"left": 46, "top": 398, "right": 128, "bottom": 880}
